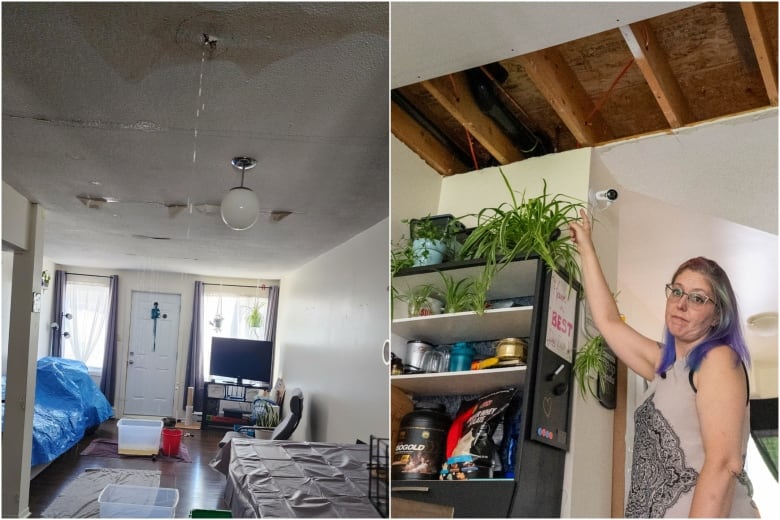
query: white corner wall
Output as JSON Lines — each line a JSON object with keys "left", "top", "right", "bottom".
{"left": 391, "top": 136, "right": 443, "bottom": 242}
{"left": 276, "top": 219, "right": 390, "bottom": 443}
{"left": 437, "top": 148, "right": 591, "bottom": 219}
{"left": 2, "top": 251, "right": 13, "bottom": 374}
{"left": 561, "top": 150, "right": 620, "bottom": 517}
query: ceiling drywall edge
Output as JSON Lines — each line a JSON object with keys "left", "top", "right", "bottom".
{"left": 391, "top": 2, "right": 699, "bottom": 88}
{"left": 595, "top": 108, "right": 779, "bottom": 234}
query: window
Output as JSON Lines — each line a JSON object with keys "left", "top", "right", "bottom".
{"left": 201, "top": 287, "right": 269, "bottom": 380}
{"left": 62, "top": 278, "right": 110, "bottom": 371}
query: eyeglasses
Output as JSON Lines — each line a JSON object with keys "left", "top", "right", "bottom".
{"left": 665, "top": 284, "right": 717, "bottom": 307}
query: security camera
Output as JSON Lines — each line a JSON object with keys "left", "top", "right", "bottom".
{"left": 594, "top": 189, "right": 618, "bottom": 202}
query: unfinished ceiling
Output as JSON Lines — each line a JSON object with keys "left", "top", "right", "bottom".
{"left": 390, "top": 1, "right": 778, "bottom": 365}
{"left": 391, "top": 1, "right": 778, "bottom": 176}
{"left": 2, "top": 2, "right": 388, "bottom": 278}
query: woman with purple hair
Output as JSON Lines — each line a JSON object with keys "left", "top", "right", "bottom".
{"left": 569, "top": 209, "right": 758, "bottom": 518}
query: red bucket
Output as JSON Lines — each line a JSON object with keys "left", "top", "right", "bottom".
{"left": 161, "top": 427, "right": 182, "bottom": 457}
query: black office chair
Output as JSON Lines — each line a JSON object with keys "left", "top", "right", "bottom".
{"left": 271, "top": 387, "right": 303, "bottom": 440}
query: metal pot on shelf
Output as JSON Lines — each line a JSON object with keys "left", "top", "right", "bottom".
{"left": 494, "top": 338, "right": 527, "bottom": 366}
{"left": 405, "top": 340, "right": 434, "bottom": 373}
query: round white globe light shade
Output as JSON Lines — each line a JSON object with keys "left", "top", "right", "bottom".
{"left": 221, "top": 187, "right": 259, "bottom": 230}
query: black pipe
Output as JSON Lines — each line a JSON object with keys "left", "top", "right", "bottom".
{"left": 465, "top": 67, "right": 552, "bottom": 157}
{"left": 391, "top": 90, "right": 474, "bottom": 167}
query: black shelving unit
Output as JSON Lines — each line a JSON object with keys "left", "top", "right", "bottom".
{"left": 390, "top": 257, "right": 580, "bottom": 517}
{"left": 201, "top": 381, "right": 262, "bottom": 430}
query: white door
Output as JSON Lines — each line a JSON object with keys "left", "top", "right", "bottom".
{"left": 125, "top": 291, "right": 180, "bottom": 416}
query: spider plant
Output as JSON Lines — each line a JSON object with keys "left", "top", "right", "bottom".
{"left": 437, "top": 271, "right": 474, "bottom": 313}
{"left": 573, "top": 295, "right": 621, "bottom": 400}
{"left": 459, "top": 168, "right": 584, "bottom": 285}
{"left": 469, "top": 263, "right": 497, "bottom": 316}
{"left": 254, "top": 400, "right": 280, "bottom": 428}
{"left": 573, "top": 333, "right": 608, "bottom": 399}
{"left": 396, "top": 283, "right": 439, "bottom": 317}
{"left": 245, "top": 303, "right": 264, "bottom": 329}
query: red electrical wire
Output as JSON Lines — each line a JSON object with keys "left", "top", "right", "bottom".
{"left": 585, "top": 56, "right": 635, "bottom": 125}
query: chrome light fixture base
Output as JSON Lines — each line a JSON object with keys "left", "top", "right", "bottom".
{"left": 221, "top": 156, "right": 260, "bottom": 231}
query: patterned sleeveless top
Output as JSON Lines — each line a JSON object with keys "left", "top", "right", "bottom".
{"left": 624, "top": 358, "right": 759, "bottom": 517}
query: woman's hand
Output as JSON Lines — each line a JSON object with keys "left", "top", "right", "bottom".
{"left": 568, "top": 208, "right": 593, "bottom": 251}
{"left": 569, "top": 206, "right": 660, "bottom": 380}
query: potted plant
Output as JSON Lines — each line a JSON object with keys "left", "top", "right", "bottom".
{"left": 469, "top": 263, "right": 497, "bottom": 316}
{"left": 406, "top": 215, "right": 464, "bottom": 267}
{"left": 244, "top": 300, "right": 265, "bottom": 337}
{"left": 437, "top": 271, "right": 475, "bottom": 314}
{"left": 391, "top": 237, "right": 416, "bottom": 276}
{"left": 459, "top": 169, "right": 584, "bottom": 286}
{"left": 252, "top": 399, "right": 280, "bottom": 439}
{"left": 573, "top": 298, "right": 620, "bottom": 400}
{"left": 573, "top": 333, "right": 609, "bottom": 399}
{"left": 41, "top": 270, "right": 51, "bottom": 289}
{"left": 396, "top": 283, "right": 442, "bottom": 317}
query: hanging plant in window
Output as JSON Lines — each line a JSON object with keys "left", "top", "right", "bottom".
{"left": 41, "top": 270, "right": 51, "bottom": 289}
{"left": 210, "top": 294, "right": 224, "bottom": 333}
{"left": 244, "top": 284, "right": 266, "bottom": 338}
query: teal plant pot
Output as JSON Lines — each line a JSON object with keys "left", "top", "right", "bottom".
{"left": 412, "top": 238, "right": 446, "bottom": 266}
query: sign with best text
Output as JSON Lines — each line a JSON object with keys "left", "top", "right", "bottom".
{"left": 544, "top": 271, "right": 576, "bottom": 362}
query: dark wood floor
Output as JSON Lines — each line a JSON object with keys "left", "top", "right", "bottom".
{"left": 28, "top": 418, "right": 231, "bottom": 517}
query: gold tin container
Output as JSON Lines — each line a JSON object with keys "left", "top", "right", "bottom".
{"left": 495, "top": 337, "right": 527, "bottom": 362}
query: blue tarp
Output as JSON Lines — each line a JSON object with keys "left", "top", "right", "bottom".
{"left": 30, "top": 357, "right": 113, "bottom": 466}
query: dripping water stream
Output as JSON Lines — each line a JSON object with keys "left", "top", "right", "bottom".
{"left": 185, "top": 47, "right": 208, "bottom": 241}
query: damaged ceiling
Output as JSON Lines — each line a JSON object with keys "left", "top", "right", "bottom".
{"left": 391, "top": 1, "right": 778, "bottom": 176}
{"left": 2, "top": 2, "right": 389, "bottom": 278}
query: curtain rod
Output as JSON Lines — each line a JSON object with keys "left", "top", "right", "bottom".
{"left": 65, "top": 272, "right": 113, "bottom": 279}
{"left": 203, "top": 283, "right": 277, "bottom": 289}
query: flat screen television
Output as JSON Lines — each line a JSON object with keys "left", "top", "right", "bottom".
{"left": 210, "top": 337, "right": 273, "bottom": 386}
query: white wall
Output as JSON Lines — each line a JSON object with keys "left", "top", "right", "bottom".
{"left": 391, "top": 136, "right": 443, "bottom": 242}
{"left": 2, "top": 250, "right": 13, "bottom": 374}
{"left": 276, "top": 219, "right": 389, "bottom": 443}
{"left": 561, "top": 150, "right": 621, "bottom": 517}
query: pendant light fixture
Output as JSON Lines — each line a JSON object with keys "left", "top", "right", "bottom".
{"left": 221, "top": 156, "right": 260, "bottom": 231}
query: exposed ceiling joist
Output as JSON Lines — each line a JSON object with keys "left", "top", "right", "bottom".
{"left": 741, "top": 1, "right": 779, "bottom": 105}
{"left": 391, "top": 2, "right": 777, "bottom": 178}
{"left": 621, "top": 21, "right": 695, "bottom": 128}
{"left": 422, "top": 73, "right": 525, "bottom": 164}
{"left": 390, "top": 101, "right": 467, "bottom": 176}
{"left": 517, "top": 47, "right": 614, "bottom": 146}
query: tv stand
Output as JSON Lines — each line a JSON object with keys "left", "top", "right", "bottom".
{"left": 201, "top": 381, "right": 266, "bottom": 430}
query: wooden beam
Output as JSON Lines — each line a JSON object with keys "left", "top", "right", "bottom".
{"left": 621, "top": 21, "right": 695, "bottom": 128}
{"left": 517, "top": 47, "right": 613, "bottom": 146}
{"left": 391, "top": 101, "right": 468, "bottom": 176}
{"left": 741, "top": 2, "right": 779, "bottom": 105}
{"left": 610, "top": 360, "right": 628, "bottom": 517}
{"left": 421, "top": 72, "right": 524, "bottom": 165}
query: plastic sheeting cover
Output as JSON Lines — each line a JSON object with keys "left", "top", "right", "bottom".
{"left": 31, "top": 357, "right": 113, "bottom": 466}
{"left": 223, "top": 440, "right": 380, "bottom": 518}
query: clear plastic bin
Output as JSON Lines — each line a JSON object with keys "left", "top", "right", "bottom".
{"left": 98, "top": 484, "right": 179, "bottom": 518}
{"left": 117, "top": 418, "right": 163, "bottom": 456}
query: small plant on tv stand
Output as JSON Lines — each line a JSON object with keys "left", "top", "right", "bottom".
{"left": 255, "top": 400, "right": 280, "bottom": 428}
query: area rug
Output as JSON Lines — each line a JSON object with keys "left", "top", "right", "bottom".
{"left": 79, "top": 438, "right": 192, "bottom": 463}
{"left": 41, "top": 467, "right": 160, "bottom": 518}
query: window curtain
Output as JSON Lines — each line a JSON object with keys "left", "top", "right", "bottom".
{"left": 50, "top": 270, "right": 67, "bottom": 357}
{"left": 184, "top": 281, "right": 205, "bottom": 411}
{"left": 264, "top": 285, "right": 279, "bottom": 345}
{"left": 66, "top": 282, "right": 109, "bottom": 363}
{"left": 100, "top": 275, "right": 119, "bottom": 405}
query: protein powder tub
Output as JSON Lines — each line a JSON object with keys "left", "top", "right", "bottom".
{"left": 391, "top": 401, "right": 451, "bottom": 480}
